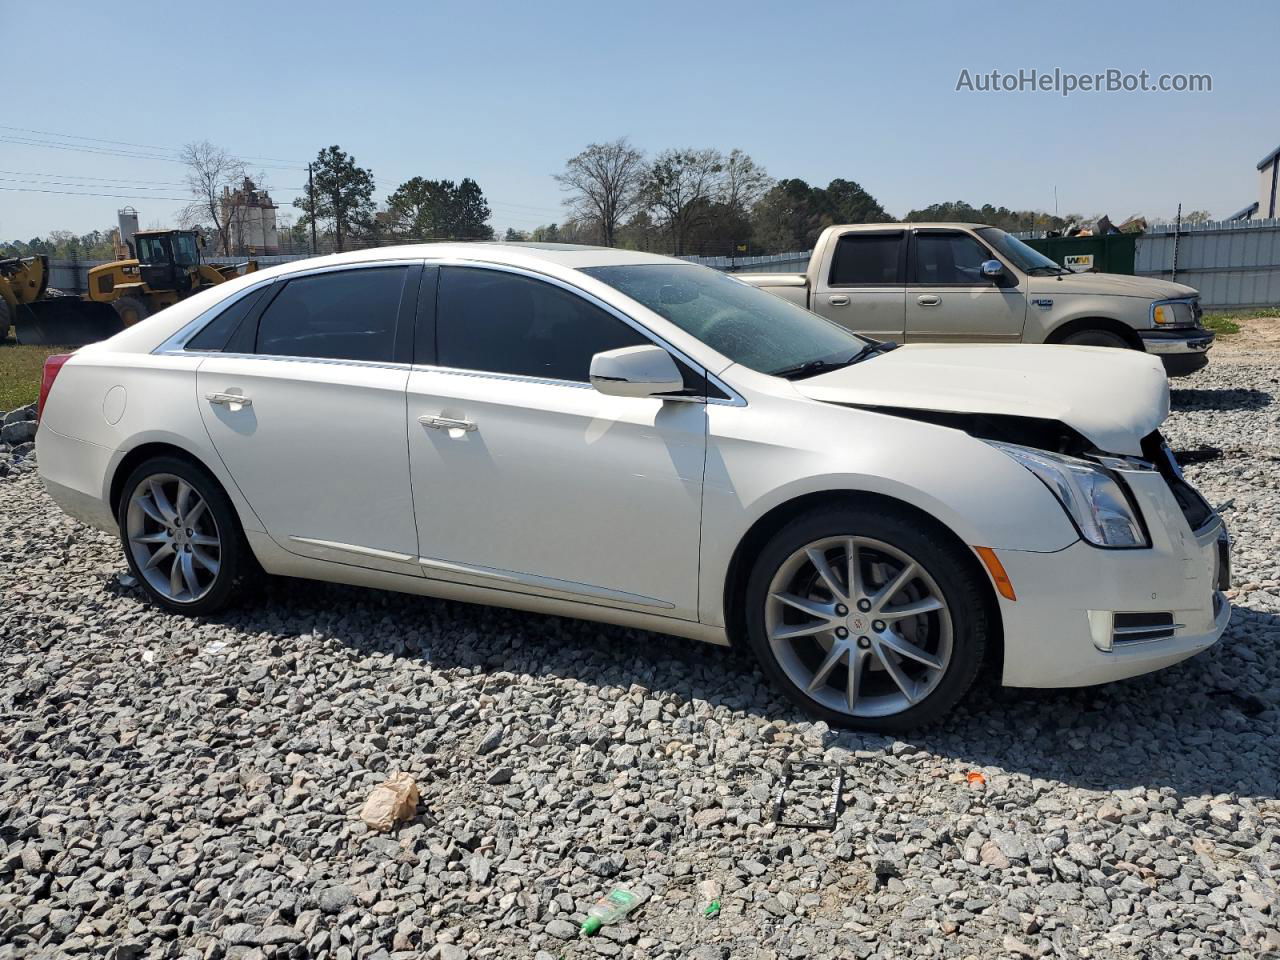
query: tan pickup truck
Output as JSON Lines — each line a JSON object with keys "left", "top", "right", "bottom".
{"left": 740, "top": 223, "right": 1214, "bottom": 375}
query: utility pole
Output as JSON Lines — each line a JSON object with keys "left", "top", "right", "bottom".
{"left": 308, "top": 162, "right": 318, "bottom": 256}
{"left": 1172, "top": 202, "right": 1182, "bottom": 282}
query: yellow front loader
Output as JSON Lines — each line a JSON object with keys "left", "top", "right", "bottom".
{"left": 1, "top": 255, "right": 122, "bottom": 346}
{"left": 85, "top": 229, "right": 258, "bottom": 326}
{"left": 2, "top": 230, "right": 257, "bottom": 346}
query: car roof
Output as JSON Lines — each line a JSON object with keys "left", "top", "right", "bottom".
{"left": 272, "top": 242, "right": 687, "bottom": 274}
{"left": 836, "top": 222, "right": 992, "bottom": 231}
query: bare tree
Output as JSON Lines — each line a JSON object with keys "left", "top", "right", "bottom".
{"left": 721, "top": 148, "right": 772, "bottom": 214}
{"left": 646, "top": 148, "right": 725, "bottom": 256}
{"left": 180, "top": 141, "right": 246, "bottom": 256}
{"left": 554, "top": 138, "right": 648, "bottom": 247}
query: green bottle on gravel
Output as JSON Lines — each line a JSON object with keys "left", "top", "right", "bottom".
{"left": 580, "top": 888, "right": 641, "bottom": 936}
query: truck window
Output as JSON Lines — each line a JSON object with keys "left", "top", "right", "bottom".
{"left": 829, "top": 233, "right": 904, "bottom": 286}
{"left": 913, "top": 232, "right": 992, "bottom": 285}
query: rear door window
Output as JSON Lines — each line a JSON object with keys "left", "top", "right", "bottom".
{"left": 254, "top": 267, "right": 409, "bottom": 362}
{"left": 185, "top": 287, "right": 267, "bottom": 351}
{"left": 829, "top": 233, "right": 904, "bottom": 285}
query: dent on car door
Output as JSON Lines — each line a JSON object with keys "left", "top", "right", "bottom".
{"left": 812, "top": 231, "right": 906, "bottom": 342}
{"left": 195, "top": 262, "right": 424, "bottom": 574}
{"left": 405, "top": 264, "right": 708, "bottom": 620}
{"left": 906, "top": 230, "right": 1026, "bottom": 342}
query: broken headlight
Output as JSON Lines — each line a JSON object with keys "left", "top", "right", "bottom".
{"left": 987, "top": 441, "right": 1148, "bottom": 548}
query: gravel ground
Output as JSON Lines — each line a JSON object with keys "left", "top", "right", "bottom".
{"left": 2, "top": 331, "right": 1278, "bottom": 960}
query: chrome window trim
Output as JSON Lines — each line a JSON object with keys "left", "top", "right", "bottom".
{"left": 190, "top": 352, "right": 412, "bottom": 373}
{"left": 155, "top": 254, "right": 746, "bottom": 406}
{"left": 153, "top": 258, "right": 421, "bottom": 357}
{"left": 426, "top": 258, "right": 746, "bottom": 407}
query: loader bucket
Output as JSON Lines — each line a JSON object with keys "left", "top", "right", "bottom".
{"left": 14, "top": 299, "right": 124, "bottom": 347}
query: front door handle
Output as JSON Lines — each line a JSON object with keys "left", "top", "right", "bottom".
{"left": 419, "top": 415, "right": 476, "bottom": 432}
{"left": 917, "top": 295, "right": 941, "bottom": 306}
{"left": 206, "top": 391, "right": 252, "bottom": 410}
{"left": 828, "top": 295, "right": 850, "bottom": 306}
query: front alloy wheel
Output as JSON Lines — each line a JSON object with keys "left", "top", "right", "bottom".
{"left": 745, "top": 505, "right": 989, "bottom": 731}
{"left": 765, "top": 536, "right": 953, "bottom": 718}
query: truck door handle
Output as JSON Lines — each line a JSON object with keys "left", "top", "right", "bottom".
{"left": 206, "top": 392, "right": 252, "bottom": 410}
{"left": 827, "top": 295, "right": 850, "bottom": 306}
{"left": 419, "top": 415, "right": 476, "bottom": 432}
{"left": 917, "top": 295, "right": 941, "bottom": 306}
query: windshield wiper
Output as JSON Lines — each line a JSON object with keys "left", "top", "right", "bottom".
{"left": 843, "top": 340, "right": 899, "bottom": 365}
{"left": 771, "top": 341, "right": 898, "bottom": 380}
{"left": 1027, "top": 265, "right": 1070, "bottom": 276}
{"left": 771, "top": 358, "right": 844, "bottom": 380}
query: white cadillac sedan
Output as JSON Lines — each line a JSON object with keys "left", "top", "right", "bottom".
{"left": 35, "top": 244, "right": 1231, "bottom": 730}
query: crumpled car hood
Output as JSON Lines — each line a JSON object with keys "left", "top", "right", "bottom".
{"left": 794, "top": 343, "right": 1169, "bottom": 456}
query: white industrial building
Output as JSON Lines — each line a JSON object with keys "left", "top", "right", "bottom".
{"left": 221, "top": 178, "right": 279, "bottom": 254}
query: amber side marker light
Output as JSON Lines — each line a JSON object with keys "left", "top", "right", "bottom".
{"left": 974, "top": 546, "right": 1016, "bottom": 601}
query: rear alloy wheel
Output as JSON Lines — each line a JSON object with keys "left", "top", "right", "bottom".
{"left": 118, "top": 456, "right": 245, "bottom": 614}
{"left": 745, "top": 506, "right": 988, "bottom": 731}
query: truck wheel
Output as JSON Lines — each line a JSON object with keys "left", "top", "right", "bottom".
{"left": 112, "top": 296, "right": 150, "bottom": 327}
{"left": 744, "top": 504, "right": 989, "bottom": 732}
{"left": 1060, "top": 328, "right": 1129, "bottom": 349}
{"left": 0, "top": 298, "right": 11, "bottom": 340}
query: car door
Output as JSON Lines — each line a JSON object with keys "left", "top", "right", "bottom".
{"left": 196, "top": 261, "right": 424, "bottom": 575}
{"left": 405, "top": 263, "right": 707, "bottom": 621}
{"left": 905, "top": 229, "right": 1027, "bottom": 342}
{"left": 810, "top": 230, "right": 906, "bottom": 342}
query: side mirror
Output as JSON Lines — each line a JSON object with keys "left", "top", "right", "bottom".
{"left": 589, "top": 345, "right": 684, "bottom": 398}
{"left": 981, "top": 259, "right": 1004, "bottom": 279}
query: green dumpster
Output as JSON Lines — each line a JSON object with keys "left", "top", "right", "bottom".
{"left": 1024, "top": 233, "right": 1137, "bottom": 275}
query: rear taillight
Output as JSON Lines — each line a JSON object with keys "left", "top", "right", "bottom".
{"left": 37, "top": 353, "right": 73, "bottom": 424}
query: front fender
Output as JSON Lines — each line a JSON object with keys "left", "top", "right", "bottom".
{"left": 1025, "top": 293, "right": 1149, "bottom": 342}
{"left": 698, "top": 401, "right": 1079, "bottom": 626}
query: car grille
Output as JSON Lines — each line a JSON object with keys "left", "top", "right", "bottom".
{"left": 1113, "top": 612, "right": 1176, "bottom": 644}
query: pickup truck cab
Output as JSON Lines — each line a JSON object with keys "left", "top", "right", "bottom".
{"left": 740, "top": 223, "right": 1214, "bottom": 375}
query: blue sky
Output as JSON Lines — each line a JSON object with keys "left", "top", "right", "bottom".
{"left": 4, "top": 0, "right": 1277, "bottom": 240}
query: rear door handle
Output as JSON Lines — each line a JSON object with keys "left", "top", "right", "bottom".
{"left": 419, "top": 415, "right": 476, "bottom": 432}
{"left": 828, "top": 295, "right": 850, "bottom": 306}
{"left": 206, "top": 392, "right": 252, "bottom": 410}
{"left": 917, "top": 295, "right": 941, "bottom": 306}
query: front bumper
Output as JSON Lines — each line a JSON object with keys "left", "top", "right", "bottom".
{"left": 995, "top": 467, "right": 1230, "bottom": 688}
{"left": 1140, "top": 328, "right": 1215, "bottom": 376}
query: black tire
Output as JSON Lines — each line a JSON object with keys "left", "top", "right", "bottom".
{"left": 112, "top": 295, "right": 150, "bottom": 327}
{"left": 1059, "top": 328, "right": 1130, "bottom": 349}
{"left": 116, "top": 455, "right": 248, "bottom": 615}
{"left": 744, "top": 504, "right": 990, "bottom": 732}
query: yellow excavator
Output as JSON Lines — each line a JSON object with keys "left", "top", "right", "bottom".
{"left": 2, "top": 229, "right": 258, "bottom": 346}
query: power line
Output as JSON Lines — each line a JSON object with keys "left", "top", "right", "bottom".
{"left": 0, "top": 176, "right": 189, "bottom": 194}
{"left": 0, "top": 124, "right": 308, "bottom": 166}
{"left": 0, "top": 135, "right": 305, "bottom": 171}
{"left": 0, "top": 168, "right": 191, "bottom": 187}
{"left": 0, "top": 185, "right": 194, "bottom": 202}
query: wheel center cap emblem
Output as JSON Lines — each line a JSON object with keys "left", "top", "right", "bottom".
{"left": 852, "top": 617, "right": 864, "bottom": 630}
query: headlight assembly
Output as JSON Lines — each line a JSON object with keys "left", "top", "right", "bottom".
{"left": 1151, "top": 299, "right": 1195, "bottom": 327}
{"left": 987, "top": 441, "right": 1149, "bottom": 548}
